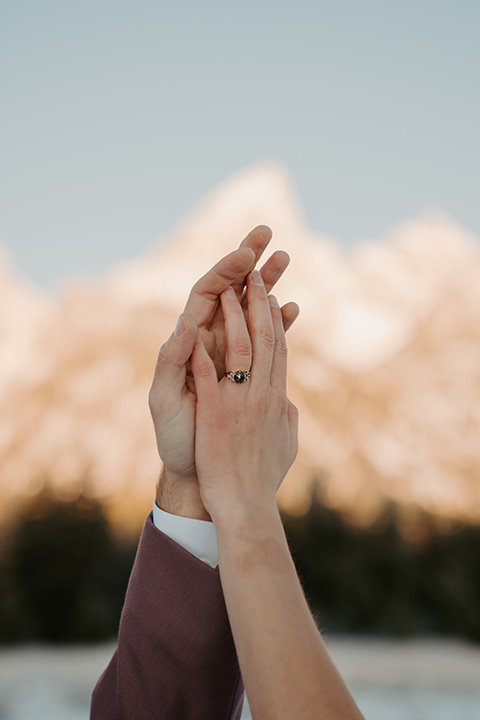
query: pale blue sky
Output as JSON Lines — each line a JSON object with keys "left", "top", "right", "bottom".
{"left": 1, "top": 0, "right": 479, "bottom": 289}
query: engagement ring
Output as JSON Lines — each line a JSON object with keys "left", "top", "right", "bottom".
{"left": 224, "top": 370, "right": 251, "bottom": 384}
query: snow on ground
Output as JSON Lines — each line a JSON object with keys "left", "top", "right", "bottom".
{"left": 0, "top": 638, "right": 479, "bottom": 720}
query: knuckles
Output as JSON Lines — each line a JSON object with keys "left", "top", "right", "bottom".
{"left": 254, "top": 391, "right": 271, "bottom": 414}
{"left": 275, "top": 393, "right": 290, "bottom": 415}
{"left": 231, "top": 336, "right": 251, "bottom": 358}
{"left": 195, "top": 359, "right": 215, "bottom": 379}
{"left": 251, "top": 389, "right": 290, "bottom": 418}
{"left": 256, "top": 325, "right": 275, "bottom": 350}
{"left": 274, "top": 335, "right": 288, "bottom": 358}
{"left": 153, "top": 343, "right": 170, "bottom": 374}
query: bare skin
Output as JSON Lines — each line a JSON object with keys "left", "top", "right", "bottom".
{"left": 189, "top": 272, "right": 365, "bottom": 720}
{"left": 148, "top": 225, "right": 299, "bottom": 520}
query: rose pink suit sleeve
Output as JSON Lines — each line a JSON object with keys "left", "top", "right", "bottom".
{"left": 91, "top": 513, "right": 244, "bottom": 720}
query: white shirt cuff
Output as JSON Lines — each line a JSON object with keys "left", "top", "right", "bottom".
{"left": 152, "top": 501, "right": 218, "bottom": 569}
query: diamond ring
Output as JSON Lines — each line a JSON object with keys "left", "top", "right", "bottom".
{"left": 224, "top": 370, "right": 251, "bottom": 384}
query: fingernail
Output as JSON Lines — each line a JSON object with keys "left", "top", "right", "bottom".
{"left": 269, "top": 294, "right": 279, "bottom": 307}
{"left": 223, "top": 286, "right": 236, "bottom": 299}
{"left": 250, "top": 270, "right": 264, "bottom": 286}
{"left": 174, "top": 314, "right": 186, "bottom": 337}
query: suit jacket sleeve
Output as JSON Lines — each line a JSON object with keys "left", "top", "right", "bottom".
{"left": 91, "top": 512, "right": 244, "bottom": 720}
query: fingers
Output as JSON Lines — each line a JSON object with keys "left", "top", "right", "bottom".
{"left": 190, "top": 334, "right": 220, "bottom": 403}
{"left": 236, "top": 227, "right": 291, "bottom": 299}
{"left": 231, "top": 225, "right": 273, "bottom": 298}
{"left": 268, "top": 295, "right": 288, "bottom": 393}
{"left": 288, "top": 400, "right": 299, "bottom": 459}
{"left": 247, "top": 270, "right": 275, "bottom": 382}
{"left": 149, "top": 313, "right": 198, "bottom": 411}
{"left": 240, "top": 249, "right": 290, "bottom": 310}
{"left": 220, "top": 286, "right": 252, "bottom": 376}
{"left": 281, "top": 301, "right": 300, "bottom": 332}
{"left": 183, "top": 226, "right": 297, "bottom": 339}
{"left": 238, "top": 225, "right": 273, "bottom": 264}
{"left": 184, "top": 246, "right": 256, "bottom": 326}
{"left": 260, "top": 249, "right": 290, "bottom": 294}
{"left": 238, "top": 224, "right": 288, "bottom": 294}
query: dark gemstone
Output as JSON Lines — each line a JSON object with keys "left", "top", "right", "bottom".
{"left": 234, "top": 371, "right": 245, "bottom": 383}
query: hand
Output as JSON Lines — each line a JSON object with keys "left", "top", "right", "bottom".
{"left": 190, "top": 269, "right": 299, "bottom": 522}
{"left": 184, "top": 226, "right": 299, "bottom": 380}
{"left": 148, "top": 226, "right": 299, "bottom": 518}
{"left": 191, "top": 276, "right": 364, "bottom": 720}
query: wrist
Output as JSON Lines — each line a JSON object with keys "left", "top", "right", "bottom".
{"left": 156, "top": 468, "right": 211, "bottom": 521}
{"left": 213, "top": 502, "right": 287, "bottom": 573}
{"left": 210, "top": 497, "right": 280, "bottom": 536}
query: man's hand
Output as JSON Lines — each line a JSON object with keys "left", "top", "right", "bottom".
{"left": 148, "top": 226, "right": 299, "bottom": 519}
{"left": 184, "top": 226, "right": 299, "bottom": 380}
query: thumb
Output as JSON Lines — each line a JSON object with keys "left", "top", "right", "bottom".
{"left": 149, "top": 313, "right": 198, "bottom": 412}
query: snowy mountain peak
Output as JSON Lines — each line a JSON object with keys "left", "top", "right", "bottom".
{"left": 1, "top": 168, "right": 479, "bottom": 529}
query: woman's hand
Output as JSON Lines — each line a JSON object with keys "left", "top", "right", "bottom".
{"left": 190, "top": 269, "right": 299, "bottom": 522}
{"left": 190, "top": 270, "right": 364, "bottom": 720}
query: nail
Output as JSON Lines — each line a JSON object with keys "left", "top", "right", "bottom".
{"left": 174, "top": 314, "right": 186, "bottom": 337}
{"left": 269, "top": 294, "right": 279, "bottom": 307}
{"left": 223, "top": 286, "right": 236, "bottom": 299}
{"left": 250, "top": 270, "right": 264, "bottom": 286}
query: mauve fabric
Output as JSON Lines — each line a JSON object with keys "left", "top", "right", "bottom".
{"left": 91, "top": 513, "right": 244, "bottom": 720}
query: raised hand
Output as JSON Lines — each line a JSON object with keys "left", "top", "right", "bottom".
{"left": 148, "top": 226, "right": 299, "bottom": 519}
{"left": 189, "top": 274, "right": 364, "bottom": 720}
{"left": 190, "top": 269, "right": 298, "bottom": 520}
{"left": 183, "top": 225, "right": 299, "bottom": 380}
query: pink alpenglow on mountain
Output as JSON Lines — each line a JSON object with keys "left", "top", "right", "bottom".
{"left": 1, "top": 164, "right": 480, "bottom": 531}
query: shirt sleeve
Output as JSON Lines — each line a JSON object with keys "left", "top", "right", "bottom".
{"left": 152, "top": 500, "right": 219, "bottom": 569}
{"left": 91, "top": 513, "right": 244, "bottom": 720}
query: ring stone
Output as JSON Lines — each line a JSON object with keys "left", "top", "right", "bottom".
{"left": 225, "top": 370, "right": 250, "bottom": 384}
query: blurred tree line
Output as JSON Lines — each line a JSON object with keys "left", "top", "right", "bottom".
{"left": 283, "top": 484, "right": 480, "bottom": 642}
{"left": 0, "top": 482, "right": 479, "bottom": 644}
{"left": 0, "top": 488, "right": 137, "bottom": 644}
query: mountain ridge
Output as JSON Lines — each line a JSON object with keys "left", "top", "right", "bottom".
{"left": 1, "top": 163, "right": 479, "bottom": 532}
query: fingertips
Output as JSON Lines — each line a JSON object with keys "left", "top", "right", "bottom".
{"left": 170, "top": 312, "right": 198, "bottom": 355}
{"left": 154, "top": 313, "right": 198, "bottom": 377}
{"left": 247, "top": 269, "right": 274, "bottom": 333}
{"left": 225, "top": 246, "right": 256, "bottom": 299}
{"left": 239, "top": 225, "right": 273, "bottom": 263}
{"left": 149, "top": 314, "right": 199, "bottom": 415}
{"left": 268, "top": 294, "right": 281, "bottom": 317}
{"left": 233, "top": 246, "right": 256, "bottom": 270}
{"left": 173, "top": 313, "right": 186, "bottom": 338}
{"left": 246, "top": 269, "right": 276, "bottom": 381}
{"left": 249, "top": 269, "right": 265, "bottom": 287}
{"left": 281, "top": 302, "right": 300, "bottom": 332}
{"left": 260, "top": 250, "right": 290, "bottom": 293}
{"left": 184, "top": 246, "right": 255, "bottom": 324}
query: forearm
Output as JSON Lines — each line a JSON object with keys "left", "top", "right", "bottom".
{"left": 214, "top": 504, "right": 364, "bottom": 720}
{"left": 91, "top": 513, "right": 243, "bottom": 719}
